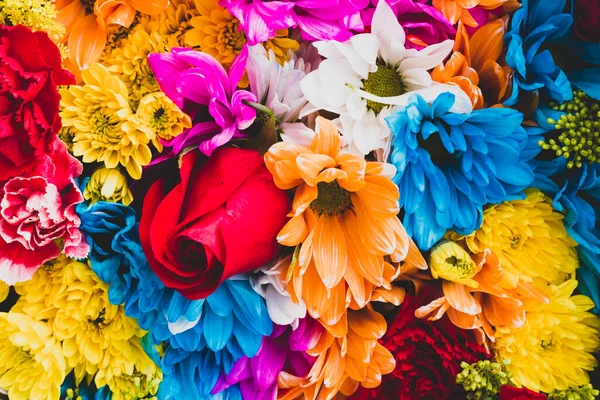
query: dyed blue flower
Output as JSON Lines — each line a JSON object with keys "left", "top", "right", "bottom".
{"left": 386, "top": 92, "right": 536, "bottom": 250}
{"left": 504, "top": 0, "right": 574, "bottom": 105}
{"left": 77, "top": 200, "right": 273, "bottom": 399}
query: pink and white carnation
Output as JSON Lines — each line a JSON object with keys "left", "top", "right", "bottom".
{"left": 0, "top": 138, "right": 89, "bottom": 284}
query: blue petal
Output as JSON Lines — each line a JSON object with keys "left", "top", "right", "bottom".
{"left": 570, "top": 68, "right": 600, "bottom": 100}
{"left": 203, "top": 306, "right": 233, "bottom": 352}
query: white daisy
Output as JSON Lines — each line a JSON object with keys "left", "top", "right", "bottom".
{"left": 246, "top": 44, "right": 319, "bottom": 146}
{"left": 300, "top": 0, "right": 472, "bottom": 160}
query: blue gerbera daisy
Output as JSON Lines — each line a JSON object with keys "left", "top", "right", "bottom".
{"left": 386, "top": 92, "right": 536, "bottom": 250}
{"left": 76, "top": 201, "right": 273, "bottom": 399}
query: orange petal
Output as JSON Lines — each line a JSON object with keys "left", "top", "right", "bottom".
{"left": 447, "top": 307, "right": 483, "bottom": 329}
{"left": 362, "top": 363, "right": 383, "bottom": 389}
{"left": 415, "top": 296, "right": 448, "bottom": 319}
{"left": 321, "top": 308, "right": 349, "bottom": 338}
{"left": 308, "top": 330, "right": 336, "bottom": 357}
{"left": 313, "top": 216, "right": 347, "bottom": 289}
{"left": 432, "top": 0, "right": 464, "bottom": 24}
{"left": 310, "top": 117, "right": 341, "bottom": 159}
{"left": 339, "top": 377, "right": 360, "bottom": 396}
{"left": 278, "top": 372, "right": 305, "bottom": 389}
{"left": 355, "top": 181, "right": 399, "bottom": 219}
{"left": 342, "top": 212, "right": 384, "bottom": 287}
{"left": 454, "top": 22, "right": 471, "bottom": 61}
{"left": 336, "top": 153, "right": 366, "bottom": 192}
{"left": 373, "top": 343, "right": 395, "bottom": 375}
{"left": 348, "top": 308, "right": 387, "bottom": 340}
{"left": 265, "top": 142, "right": 309, "bottom": 189}
{"left": 443, "top": 281, "right": 482, "bottom": 315}
{"left": 316, "top": 167, "right": 348, "bottom": 184}
{"left": 352, "top": 196, "right": 396, "bottom": 256}
{"left": 128, "top": 0, "right": 170, "bottom": 14}
{"left": 344, "top": 257, "right": 369, "bottom": 309}
{"left": 69, "top": 15, "right": 107, "bottom": 71}
{"left": 57, "top": 1, "right": 86, "bottom": 39}
{"left": 470, "top": 19, "right": 505, "bottom": 71}
{"left": 485, "top": 295, "right": 525, "bottom": 328}
{"left": 302, "top": 263, "right": 330, "bottom": 319}
{"left": 291, "top": 183, "right": 318, "bottom": 217}
{"left": 319, "top": 282, "right": 348, "bottom": 327}
{"left": 277, "top": 215, "right": 308, "bottom": 246}
{"left": 296, "top": 153, "right": 336, "bottom": 187}
{"left": 346, "top": 328, "right": 375, "bottom": 365}
{"left": 323, "top": 342, "right": 345, "bottom": 388}
{"left": 371, "top": 286, "right": 406, "bottom": 306}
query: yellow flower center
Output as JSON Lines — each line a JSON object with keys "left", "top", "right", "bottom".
{"left": 363, "top": 60, "right": 407, "bottom": 114}
{"left": 310, "top": 181, "right": 353, "bottom": 216}
{"left": 90, "top": 109, "right": 120, "bottom": 139}
{"left": 429, "top": 241, "right": 479, "bottom": 286}
{"left": 220, "top": 19, "right": 245, "bottom": 55}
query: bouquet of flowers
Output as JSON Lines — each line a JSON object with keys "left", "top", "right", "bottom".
{"left": 0, "top": 0, "right": 598, "bottom": 399}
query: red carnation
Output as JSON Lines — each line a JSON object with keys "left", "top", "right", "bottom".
{"left": 499, "top": 385, "right": 547, "bottom": 400}
{"left": 0, "top": 25, "right": 74, "bottom": 182}
{"left": 351, "top": 286, "right": 489, "bottom": 400}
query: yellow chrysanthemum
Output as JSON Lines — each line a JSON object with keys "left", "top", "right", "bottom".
{"left": 60, "top": 63, "right": 156, "bottom": 180}
{"left": 104, "top": 30, "right": 168, "bottom": 106}
{"left": 135, "top": 0, "right": 199, "bottom": 48}
{"left": 449, "top": 189, "right": 579, "bottom": 286}
{"left": 185, "top": 0, "right": 299, "bottom": 68}
{"left": 137, "top": 92, "right": 192, "bottom": 142}
{"left": 493, "top": 280, "right": 600, "bottom": 393}
{"left": 84, "top": 168, "right": 134, "bottom": 206}
{"left": 0, "top": 281, "right": 8, "bottom": 303}
{"left": 0, "top": 0, "right": 65, "bottom": 42}
{"left": 0, "top": 312, "right": 66, "bottom": 400}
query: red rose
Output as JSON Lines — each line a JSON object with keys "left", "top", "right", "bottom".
{"left": 140, "top": 147, "right": 290, "bottom": 300}
{"left": 351, "top": 286, "right": 489, "bottom": 400}
{"left": 499, "top": 385, "right": 547, "bottom": 400}
{"left": 0, "top": 25, "right": 74, "bottom": 182}
{"left": 574, "top": 0, "right": 600, "bottom": 42}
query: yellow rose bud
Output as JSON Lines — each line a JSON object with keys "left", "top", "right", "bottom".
{"left": 429, "top": 241, "right": 480, "bottom": 288}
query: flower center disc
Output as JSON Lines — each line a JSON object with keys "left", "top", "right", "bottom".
{"left": 310, "top": 181, "right": 352, "bottom": 216}
{"left": 362, "top": 61, "right": 407, "bottom": 114}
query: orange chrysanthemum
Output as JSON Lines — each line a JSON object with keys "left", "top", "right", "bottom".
{"left": 416, "top": 248, "right": 548, "bottom": 348}
{"left": 278, "top": 307, "right": 395, "bottom": 400}
{"left": 55, "top": 0, "right": 169, "bottom": 73}
{"left": 265, "top": 117, "right": 426, "bottom": 332}
{"left": 431, "top": 19, "right": 512, "bottom": 108}
{"left": 432, "top": 0, "right": 518, "bottom": 27}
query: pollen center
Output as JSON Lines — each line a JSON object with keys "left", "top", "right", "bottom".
{"left": 310, "top": 181, "right": 352, "bottom": 216}
{"left": 362, "top": 60, "right": 407, "bottom": 114}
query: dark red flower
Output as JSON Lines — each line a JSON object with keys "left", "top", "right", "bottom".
{"left": 574, "top": 0, "right": 600, "bottom": 42}
{"left": 499, "top": 385, "right": 547, "bottom": 400}
{"left": 140, "top": 147, "right": 290, "bottom": 300}
{"left": 351, "top": 286, "right": 489, "bottom": 400}
{"left": 0, "top": 25, "right": 74, "bottom": 182}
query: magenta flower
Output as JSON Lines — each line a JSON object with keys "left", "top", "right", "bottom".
{"left": 361, "top": 0, "right": 455, "bottom": 49}
{"left": 221, "top": 0, "right": 369, "bottom": 44}
{"left": 148, "top": 47, "right": 257, "bottom": 157}
{"left": 213, "top": 318, "right": 323, "bottom": 399}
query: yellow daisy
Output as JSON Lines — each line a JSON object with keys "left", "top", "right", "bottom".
{"left": 0, "top": 312, "right": 66, "bottom": 400}
{"left": 0, "top": 281, "right": 8, "bottom": 304}
{"left": 493, "top": 279, "right": 600, "bottom": 393}
{"left": 135, "top": 0, "right": 200, "bottom": 48}
{"left": 60, "top": 63, "right": 156, "bottom": 180}
{"left": 185, "top": 0, "right": 299, "bottom": 68}
{"left": 449, "top": 189, "right": 579, "bottom": 286}
{"left": 84, "top": 167, "right": 134, "bottom": 206}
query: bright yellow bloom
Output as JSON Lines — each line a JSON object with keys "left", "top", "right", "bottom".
{"left": 84, "top": 167, "right": 134, "bottom": 205}
{"left": 0, "top": 312, "right": 66, "bottom": 400}
{"left": 493, "top": 280, "right": 600, "bottom": 393}
{"left": 279, "top": 306, "right": 395, "bottom": 400}
{"left": 265, "top": 117, "right": 425, "bottom": 333}
{"left": 0, "top": 0, "right": 65, "bottom": 42}
{"left": 185, "top": 0, "right": 299, "bottom": 68}
{"left": 449, "top": 189, "right": 579, "bottom": 286}
{"left": 136, "top": 91, "right": 192, "bottom": 141}
{"left": 0, "top": 281, "right": 8, "bottom": 303}
{"left": 104, "top": 29, "right": 167, "bottom": 105}
{"left": 60, "top": 63, "right": 156, "bottom": 180}
{"left": 135, "top": 0, "right": 199, "bottom": 48}
{"left": 429, "top": 241, "right": 480, "bottom": 288}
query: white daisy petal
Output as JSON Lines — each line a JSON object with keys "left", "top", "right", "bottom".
{"left": 400, "top": 39, "right": 454, "bottom": 71}
{"left": 350, "top": 34, "right": 380, "bottom": 67}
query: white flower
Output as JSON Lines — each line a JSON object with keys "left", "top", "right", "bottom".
{"left": 250, "top": 258, "right": 306, "bottom": 329}
{"left": 300, "top": 0, "right": 472, "bottom": 160}
{"left": 246, "top": 45, "right": 317, "bottom": 144}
